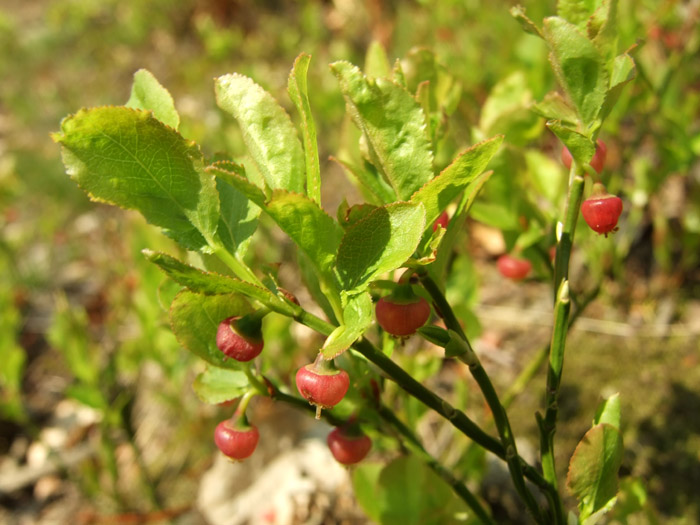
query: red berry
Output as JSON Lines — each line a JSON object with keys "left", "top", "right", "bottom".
{"left": 432, "top": 211, "right": 449, "bottom": 232}
{"left": 581, "top": 183, "right": 623, "bottom": 236}
{"left": 562, "top": 139, "right": 607, "bottom": 174}
{"left": 216, "top": 316, "right": 264, "bottom": 362}
{"left": 497, "top": 254, "right": 532, "bottom": 281}
{"left": 214, "top": 419, "right": 260, "bottom": 460}
{"left": 376, "top": 295, "right": 431, "bottom": 337}
{"left": 296, "top": 362, "right": 349, "bottom": 418}
{"left": 327, "top": 427, "right": 372, "bottom": 465}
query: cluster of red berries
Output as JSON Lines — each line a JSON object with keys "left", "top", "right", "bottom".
{"left": 212, "top": 311, "right": 372, "bottom": 465}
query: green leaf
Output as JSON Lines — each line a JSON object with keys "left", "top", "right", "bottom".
{"left": 547, "top": 121, "right": 596, "bottom": 168}
{"left": 365, "top": 41, "right": 392, "bottom": 79}
{"left": 352, "top": 463, "right": 385, "bottom": 522}
{"left": 567, "top": 423, "right": 624, "bottom": 521}
{"left": 265, "top": 190, "right": 344, "bottom": 284}
{"left": 215, "top": 175, "right": 260, "bottom": 258}
{"left": 337, "top": 202, "right": 379, "bottom": 230}
{"left": 532, "top": 91, "right": 579, "bottom": 124}
{"left": 287, "top": 53, "right": 321, "bottom": 204}
{"left": 411, "top": 136, "right": 503, "bottom": 229}
{"left": 126, "top": 69, "right": 180, "bottom": 129}
{"left": 599, "top": 52, "right": 635, "bottom": 123}
{"left": 207, "top": 162, "right": 267, "bottom": 207}
{"left": 543, "top": 16, "right": 608, "bottom": 127}
{"left": 215, "top": 73, "right": 305, "bottom": 193}
{"left": 336, "top": 202, "right": 426, "bottom": 293}
{"left": 557, "top": 0, "right": 598, "bottom": 29}
{"left": 66, "top": 384, "right": 108, "bottom": 410}
{"left": 54, "top": 107, "right": 219, "bottom": 251}
{"left": 331, "top": 61, "right": 434, "bottom": 201}
{"left": 169, "top": 291, "right": 253, "bottom": 368}
{"left": 510, "top": 5, "right": 544, "bottom": 39}
{"left": 353, "top": 455, "right": 471, "bottom": 525}
{"left": 143, "top": 250, "right": 292, "bottom": 314}
{"left": 593, "top": 392, "right": 621, "bottom": 429}
{"left": 331, "top": 156, "right": 396, "bottom": 205}
{"left": 321, "top": 292, "right": 373, "bottom": 359}
{"left": 589, "top": 0, "right": 619, "bottom": 63}
{"left": 193, "top": 366, "right": 250, "bottom": 404}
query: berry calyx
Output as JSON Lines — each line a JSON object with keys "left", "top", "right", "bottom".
{"left": 562, "top": 138, "right": 607, "bottom": 174}
{"left": 497, "top": 254, "right": 532, "bottom": 281}
{"left": 296, "top": 356, "right": 350, "bottom": 419}
{"left": 327, "top": 426, "right": 372, "bottom": 465}
{"left": 581, "top": 183, "right": 623, "bottom": 236}
{"left": 375, "top": 284, "right": 431, "bottom": 337}
{"left": 214, "top": 419, "right": 260, "bottom": 461}
{"left": 216, "top": 314, "right": 264, "bottom": 362}
{"left": 432, "top": 211, "right": 449, "bottom": 232}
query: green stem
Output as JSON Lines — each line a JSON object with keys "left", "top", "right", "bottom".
{"left": 418, "top": 272, "right": 544, "bottom": 522}
{"left": 378, "top": 404, "right": 496, "bottom": 525}
{"left": 211, "top": 243, "right": 263, "bottom": 286}
{"left": 283, "top": 302, "right": 550, "bottom": 491}
{"left": 553, "top": 174, "right": 585, "bottom": 301}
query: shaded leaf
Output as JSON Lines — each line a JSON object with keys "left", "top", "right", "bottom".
{"left": 143, "top": 250, "right": 292, "bottom": 314}
{"left": 567, "top": 423, "right": 624, "bottom": 521}
{"left": 336, "top": 202, "right": 426, "bottom": 293}
{"left": 193, "top": 366, "right": 250, "bottom": 404}
{"left": 331, "top": 156, "right": 395, "bottom": 205}
{"left": 547, "top": 121, "right": 596, "bottom": 169}
{"left": 170, "top": 291, "right": 253, "bottom": 368}
{"left": 321, "top": 292, "right": 373, "bottom": 359}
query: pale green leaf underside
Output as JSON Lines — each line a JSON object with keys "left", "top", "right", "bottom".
{"left": 54, "top": 106, "right": 219, "bottom": 251}
{"left": 331, "top": 61, "right": 434, "bottom": 201}
{"left": 170, "top": 291, "right": 253, "bottom": 368}
{"left": 126, "top": 69, "right": 180, "bottom": 129}
{"left": 411, "top": 135, "right": 503, "bottom": 228}
{"left": 193, "top": 366, "right": 250, "bottom": 404}
{"left": 321, "top": 292, "right": 373, "bottom": 359}
{"left": 215, "top": 73, "right": 305, "bottom": 194}
{"left": 336, "top": 202, "right": 426, "bottom": 293}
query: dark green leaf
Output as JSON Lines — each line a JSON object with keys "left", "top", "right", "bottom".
{"left": 288, "top": 53, "right": 321, "bottom": 204}
{"left": 215, "top": 176, "right": 260, "bottom": 258}
{"left": 54, "top": 107, "right": 219, "bottom": 251}
{"left": 336, "top": 202, "right": 426, "bottom": 293}
{"left": 126, "top": 69, "right": 180, "bottom": 129}
{"left": 207, "top": 162, "right": 267, "bottom": 207}
{"left": 215, "top": 73, "right": 305, "bottom": 193}
{"left": 331, "top": 61, "right": 434, "bottom": 201}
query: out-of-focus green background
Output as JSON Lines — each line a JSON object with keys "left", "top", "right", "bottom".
{"left": 1, "top": 0, "right": 699, "bottom": 523}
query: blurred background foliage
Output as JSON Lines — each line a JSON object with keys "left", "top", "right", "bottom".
{"left": 1, "top": 0, "right": 699, "bottom": 523}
